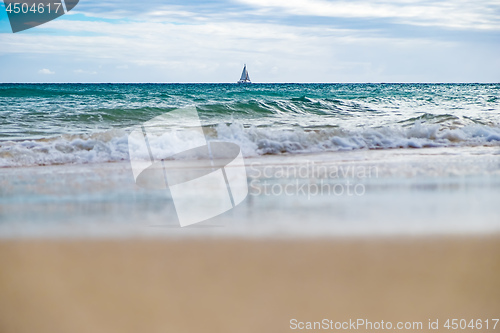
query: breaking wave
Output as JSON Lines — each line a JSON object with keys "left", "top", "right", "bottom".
{"left": 1, "top": 120, "right": 499, "bottom": 167}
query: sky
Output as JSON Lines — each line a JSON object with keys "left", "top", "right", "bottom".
{"left": 0, "top": 0, "right": 499, "bottom": 83}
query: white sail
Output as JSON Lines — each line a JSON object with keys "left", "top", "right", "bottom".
{"left": 238, "top": 64, "right": 251, "bottom": 84}
{"left": 240, "top": 65, "right": 247, "bottom": 81}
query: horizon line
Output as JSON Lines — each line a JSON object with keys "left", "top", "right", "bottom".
{"left": 1, "top": 82, "right": 499, "bottom": 84}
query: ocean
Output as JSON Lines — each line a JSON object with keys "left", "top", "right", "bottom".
{"left": 0, "top": 83, "right": 499, "bottom": 166}
{"left": 0, "top": 83, "right": 499, "bottom": 237}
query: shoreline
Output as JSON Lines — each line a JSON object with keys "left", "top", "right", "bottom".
{"left": 1, "top": 146, "right": 500, "bottom": 238}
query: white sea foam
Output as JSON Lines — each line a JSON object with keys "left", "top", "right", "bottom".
{"left": 1, "top": 121, "right": 500, "bottom": 167}
{"left": 215, "top": 121, "right": 500, "bottom": 156}
{"left": 0, "top": 130, "right": 130, "bottom": 167}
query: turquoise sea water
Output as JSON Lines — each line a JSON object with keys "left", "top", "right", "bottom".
{"left": 1, "top": 83, "right": 500, "bottom": 236}
{"left": 0, "top": 83, "right": 499, "bottom": 167}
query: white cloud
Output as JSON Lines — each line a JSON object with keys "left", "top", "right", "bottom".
{"left": 1, "top": 20, "right": 414, "bottom": 66}
{"left": 68, "top": 0, "right": 500, "bottom": 31}
{"left": 74, "top": 69, "right": 97, "bottom": 74}
{"left": 1, "top": 18, "right": 470, "bottom": 82}
{"left": 235, "top": 0, "right": 500, "bottom": 30}
{"left": 38, "top": 68, "right": 55, "bottom": 75}
{"left": 1, "top": 0, "right": 498, "bottom": 82}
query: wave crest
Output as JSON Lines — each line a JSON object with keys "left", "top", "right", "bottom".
{"left": 1, "top": 120, "right": 499, "bottom": 167}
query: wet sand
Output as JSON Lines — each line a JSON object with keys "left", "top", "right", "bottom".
{"left": 1, "top": 236, "right": 499, "bottom": 333}
{"left": 2, "top": 147, "right": 500, "bottom": 238}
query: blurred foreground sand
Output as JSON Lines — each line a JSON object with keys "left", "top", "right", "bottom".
{"left": 0, "top": 236, "right": 499, "bottom": 333}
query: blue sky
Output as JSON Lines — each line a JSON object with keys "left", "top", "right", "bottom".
{"left": 0, "top": 0, "right": 499, "bottom": 82}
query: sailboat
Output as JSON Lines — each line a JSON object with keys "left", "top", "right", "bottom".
{"left": 237, "top": 64, "right": 252, "bottom": 84}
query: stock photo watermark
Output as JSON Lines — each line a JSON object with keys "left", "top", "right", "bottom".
{"left": 3, "top": 0, "right": 79, "bottom": 33}
{"left": 289, "top": 318, "right": 499, "bottom": 331}
{"left": 128, "top": 107, "right": 249, "bottom": 227}
{"left": 126, "top": 108, "right": 380, "bottom": 226}
{"left": 249, "top": 162, "right": 378, "bottom": 199}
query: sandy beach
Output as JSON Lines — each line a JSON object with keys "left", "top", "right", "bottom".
{"left": 0, "top": 236, "right": 499, "bottom": 333}
{"left": 1, "top": 147, "right": 499, "bottom": 333}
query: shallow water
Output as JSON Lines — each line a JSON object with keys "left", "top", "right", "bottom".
{"left": 1, "top": 147, "right": 499, "bottom": 238}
